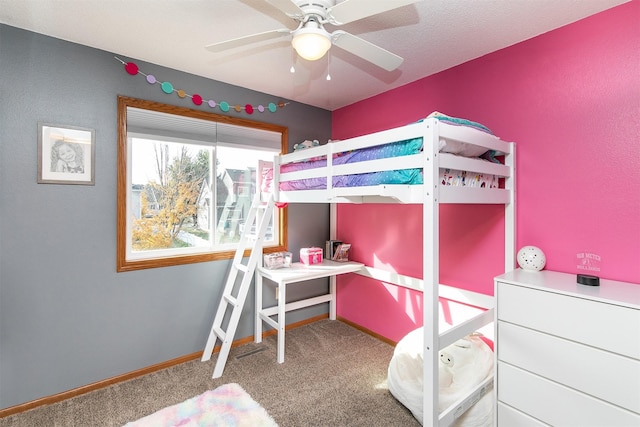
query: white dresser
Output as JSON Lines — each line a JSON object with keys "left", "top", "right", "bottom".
{"left": 494, "top": 269, "right": 640, "bottom": 426}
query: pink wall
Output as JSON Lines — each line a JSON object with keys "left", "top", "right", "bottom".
{"left": 332, "top": 2, "right": 640, "bottom": 342}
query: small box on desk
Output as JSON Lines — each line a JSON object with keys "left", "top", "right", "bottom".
{"left": 263, "top": 252, "right": 292, "bottom": 269}
{"left": 300, "top": 247, "right": 323, "bottom": 265}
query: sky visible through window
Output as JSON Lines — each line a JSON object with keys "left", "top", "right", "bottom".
{"left": 132, "top": 138, "right": 275, "bottom": 184}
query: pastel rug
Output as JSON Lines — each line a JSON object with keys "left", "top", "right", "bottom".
{"left": 123, "top": 383, "right": 279, "bottom": 427}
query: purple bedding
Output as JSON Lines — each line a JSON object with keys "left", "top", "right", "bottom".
{"left": 268, "top": 113, "right": 499, "bottom": 192}
{"left": 279, "top": 137, "right": 424, "bottom": 190}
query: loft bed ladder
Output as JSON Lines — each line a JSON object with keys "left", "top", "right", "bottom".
{"left": 201, "top": 192, "right": 275, "bottom": 378}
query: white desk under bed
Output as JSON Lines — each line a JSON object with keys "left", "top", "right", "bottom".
{"left": 255, "top": 260, "right": 364, "bottom": 363}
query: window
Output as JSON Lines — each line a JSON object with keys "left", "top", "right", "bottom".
{"left": 117, "top": 97, "right": 288, "bottom": 272}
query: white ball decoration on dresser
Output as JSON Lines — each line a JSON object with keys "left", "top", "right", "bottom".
{"left": 517, "top": 246, "right": 546, "bottom": 271}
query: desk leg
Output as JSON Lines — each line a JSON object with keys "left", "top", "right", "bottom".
{"left": 329, "top": 276, "right": 337, "bottom": 320}
{"left": 277, "top": 283, "right": 286, "bottom": 363}
{"left": 255, "top": 272, "right": 263, "bottom": 344}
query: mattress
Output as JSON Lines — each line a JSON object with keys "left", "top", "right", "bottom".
{"left": 264, "top": 136, "right": 498, "bottom": 192}
{"left": 263, "top": 113, "right": 501, "bottom": 193}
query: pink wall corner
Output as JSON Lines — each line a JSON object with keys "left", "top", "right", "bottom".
{"left": 332, "top": 1, "right": 640, "bottom": 342}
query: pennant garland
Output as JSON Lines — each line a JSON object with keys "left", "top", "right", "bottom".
{"left": 115, "top": 56, "right": 288, "bottom": 114}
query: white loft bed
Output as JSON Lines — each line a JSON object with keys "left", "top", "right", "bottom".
{"left": 260, "top": 117, "right": 515, "bottom": 426}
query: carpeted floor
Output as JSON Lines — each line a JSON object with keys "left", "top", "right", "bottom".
{"left": 0, "top": 320, "right": 420, "bottom": 426}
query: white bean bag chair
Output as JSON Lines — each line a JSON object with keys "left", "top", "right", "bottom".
{"left": 387, "top": 328, "right": 494, "bottom": 427}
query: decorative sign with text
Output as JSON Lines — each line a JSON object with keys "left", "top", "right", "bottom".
{"left": 576, "top": 252, "right": 602, "bottom": 272}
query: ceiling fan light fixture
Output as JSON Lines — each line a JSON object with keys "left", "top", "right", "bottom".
{"left": 292, "top": 25, "right": 331, "bottom": 61}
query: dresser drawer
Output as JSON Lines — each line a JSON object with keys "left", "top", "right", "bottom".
{"left": 498, "top": 362, "right": 640, "bottom": 426}
{"left": 498, "top": 321, "right": 640, "bottom": 413}
{"left": 497, "top": 402, "right": 548, "bottom": 427}
{"left": 497, "top": 282, "right": 640, "bottom": 359}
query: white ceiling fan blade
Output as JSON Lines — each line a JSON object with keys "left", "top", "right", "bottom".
{"left": 206, "top": 29, "right": 290, "bottom": 52}
{"left": 331, "top": 30, "right": 403, "bottom": 71}
{"left": 265, "top": 0, "right": 305, "bottom": 19}
{"left": 328, "top": 0, "right": 422, "bottom": 25}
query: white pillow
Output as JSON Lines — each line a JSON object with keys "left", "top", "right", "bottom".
{"left": 439, "top": 139, "right": 489, "bottom": 157}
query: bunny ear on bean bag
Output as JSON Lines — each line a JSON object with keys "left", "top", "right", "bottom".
{"left": 388, "top": 329, "right": 494, "bottom": 427}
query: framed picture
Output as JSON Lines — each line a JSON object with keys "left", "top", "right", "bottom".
{"left": 38, "top": 123, "right": 95, "bottom": 185}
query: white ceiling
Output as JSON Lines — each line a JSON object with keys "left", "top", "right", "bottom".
{"left": 0, "top": 0, "right": 629, "bottom": 111}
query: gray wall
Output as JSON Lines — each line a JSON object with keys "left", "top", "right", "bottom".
{"left": 0, "top": 24, "right": 331, "bottom": 409}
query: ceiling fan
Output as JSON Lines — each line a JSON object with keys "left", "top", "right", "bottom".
{"left": 206, "top": 0, "right": 421, "bottom": 71}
